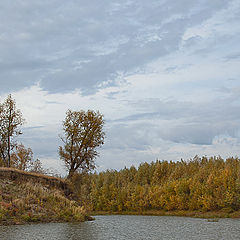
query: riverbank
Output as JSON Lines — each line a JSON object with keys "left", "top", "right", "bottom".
{"left": 0, "top": 168, "right": 88, "bottom": 225}
{"left": 90, "top": 209, "right": 240, "bottom": 219}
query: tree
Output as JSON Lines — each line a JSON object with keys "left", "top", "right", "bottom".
{"left": 59, "top": 109, "right": 105, "bottom": 178}
{"left": 11, "top": 144, "right": 33, "bottom": 171}
{"left": 0, "top": 95, "right": 25, "bottom": 167}
{"left": 30, "top": 159, "right": 46, "bottom": 174}
{"left": 10, "top": 144, "right": 46, "bottom": 174}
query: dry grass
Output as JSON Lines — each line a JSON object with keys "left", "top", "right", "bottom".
{"left": 0, "top": 167, "right": 68, "bottom": 191}
{"left": 0, "top": 173, "right": 87, "bottom": 225}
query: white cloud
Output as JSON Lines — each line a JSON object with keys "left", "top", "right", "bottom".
{"left": 0, "top": 0, "right": 239, "bottom": 173}
{"left": 183, "top": 0, "right": 240, "bottom": 42}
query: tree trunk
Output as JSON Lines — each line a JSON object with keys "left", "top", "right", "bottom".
{"left": 7, "top": 134, "right": 10, "bottom": 167}
{"left": 68, "top": 168, "right": 75, "bottom": 179}
{"left": 7, "top": 106, "right": 12, "bottom": 168}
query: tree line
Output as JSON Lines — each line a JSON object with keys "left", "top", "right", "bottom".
{"left": 72, "top": 156, "right": 240, "bottom": 213}
{"left": 0, "top": 95, "right": 105, "bottom": 177}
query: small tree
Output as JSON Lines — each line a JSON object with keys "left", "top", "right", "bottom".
{"left": 59, "top": 110, "right": 105, "bottom": 178}
{"left": 11, "top": 144, "right": 33, "bottom": 171}
{"left": 30, "top": 159, "right": 46, "bottom": 174}
{"left": 0, "top": 95, "right": 25, "bottom": 167}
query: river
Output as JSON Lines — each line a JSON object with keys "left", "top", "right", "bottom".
{"left": 0, "top": 215, "right": 240, "bottom": 240}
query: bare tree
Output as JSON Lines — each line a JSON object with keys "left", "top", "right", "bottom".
{"left": 0, "top": 95, "right": 25, "bottom": 167}
{"left": 59, "top": 110, "right": 105, "bottom": 178}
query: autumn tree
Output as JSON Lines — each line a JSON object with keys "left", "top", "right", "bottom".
{"left": 30, "top": 159, "right": 46, "bottom": 174}
{"left": 11, "top": 143, "right": 33, "bottom": 171}
{"left": 59, "top": 110, "right": 105, "bottom": 178}
{"left": 0, "top": 95, "right": 25, "bottom": 167}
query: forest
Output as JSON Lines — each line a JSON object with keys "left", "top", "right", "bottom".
{"left": 73, "top": 156, "right": 240, "bottom": 214}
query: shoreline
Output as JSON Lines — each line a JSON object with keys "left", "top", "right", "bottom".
{"left": 0, "top": 215, "right": 94, "bottom": 226}
{"left": 2, "top": 209, "right": 240, "bottom": 225}
{"left": 90, "top": 210, "right": 240, "bottom": 219}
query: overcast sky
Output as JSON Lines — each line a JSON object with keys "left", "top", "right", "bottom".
{"left": 0, "top": 0, "right": 240, "bottom": 175}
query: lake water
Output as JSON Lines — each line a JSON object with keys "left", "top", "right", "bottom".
{"left": 0, "top": 215, "right": 240, "bottom": 240}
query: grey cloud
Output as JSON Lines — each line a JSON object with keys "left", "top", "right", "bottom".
{"left": 19, "top": 126, "right": 61, "bottom": 158}
{"left": 159, "top": 124, "right": 225, "bottom": 145}
{"left": 1, "top": 0, "right": 239, "bottom": 172}
{"left": 104, "top": 123, "right": 151, "bottom": 151}
{"left": 112, "top": 99, "right": 198, "bottom": 122}
{"left": 0, "top": 0, "right": 230, "bottom": 94}
{"left": 110, "top": 96, "right": 240, "bottom": 146}
{"left": 105, "top": 90, "right": 127, "bottom": 100}
{"left": 23, "top": 126, "right": 44, "bottom": 131}
{"left": 224, "top": 53, "right": 240, "bottom": 61}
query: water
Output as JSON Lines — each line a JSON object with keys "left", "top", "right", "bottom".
{"left": 0, "top": 215, "right": 240, "bottom": 240}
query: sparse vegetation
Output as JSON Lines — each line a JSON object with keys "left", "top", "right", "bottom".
{"left": 0, "top": 168, "right": 88, "bottom": 225}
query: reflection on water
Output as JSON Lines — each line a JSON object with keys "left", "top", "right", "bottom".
{"left": 0, "top": 215, "right": 240, "bottom": 240}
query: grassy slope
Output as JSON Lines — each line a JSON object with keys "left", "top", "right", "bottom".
{"left": 0, "top": 169, "right": 88, "bottom": 225}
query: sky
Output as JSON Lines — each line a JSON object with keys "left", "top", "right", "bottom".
{"left": 0, "top": 0, "right": 240, "bottom": 175}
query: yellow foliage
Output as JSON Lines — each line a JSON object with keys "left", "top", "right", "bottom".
{"left": 75, "top": 156, "right": 240, "bottom": 213}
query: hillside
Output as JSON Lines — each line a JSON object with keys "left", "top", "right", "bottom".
{"left": 0, "top": 168, "right": 88, "bottom": 225}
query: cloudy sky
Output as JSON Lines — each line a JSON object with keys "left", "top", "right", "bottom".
{"left": 0, "top": 0, "right": 240, "bottom": 175}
